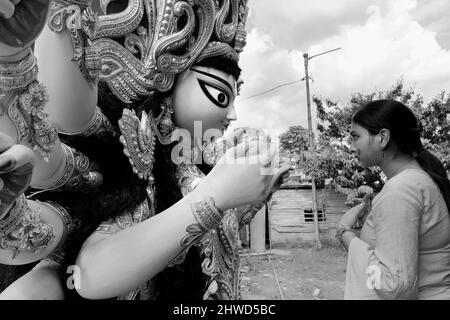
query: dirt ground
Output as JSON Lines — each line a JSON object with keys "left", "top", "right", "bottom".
{"left": 239, "top": 243, "right": 347, "bottom": 300}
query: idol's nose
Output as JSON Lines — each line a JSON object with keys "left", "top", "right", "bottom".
{"left": 226, "top": 104, "right": 237, "bottom": 121}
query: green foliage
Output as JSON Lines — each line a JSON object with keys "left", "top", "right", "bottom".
{"left": 279, "top": 79, "right": 450, "bottom": 192}
{"left": 279, "top": 125, "right": 310, "bottom": 154}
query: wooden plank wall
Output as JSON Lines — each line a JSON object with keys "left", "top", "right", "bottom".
{"left": 268, "top": 188, "right": 349, "bottom": 244}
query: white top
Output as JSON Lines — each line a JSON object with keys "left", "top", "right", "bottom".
{"left": 345, "top": 169, "right": 450, "bottom": 300}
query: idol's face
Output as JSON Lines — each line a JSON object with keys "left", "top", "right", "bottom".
{"left": 349, "top": 122, "right": 380, "bottom": 168}
{"left": 172, "top": 66, "right": 237, "bottom": 138}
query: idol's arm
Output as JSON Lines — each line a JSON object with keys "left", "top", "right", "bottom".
{"left": 0, "top": 260, "right": 65, "bottom": 300}
{"left": 0, "top": 0, "right": 85, "bottom": 265}
{"left": 0, "top": 49, "right": 67, "bottom": 190}
{"left": 0, "top": 134, "right": 72, "bottom": 265}
{"left": 75, "top": 147, "right": 291, "bottom": 299}
{"left": 76, "top": 189, "right": 211, "bottom": 299}
{"left": 0, "top": 0, "right": 95, "bottom": 189}
{"left": 34, "top": 0, "right": 97, "bottom": 135}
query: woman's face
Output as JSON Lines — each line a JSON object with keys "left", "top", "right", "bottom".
{"left": 349, "top": 122, "right": 381, "bottom": 168}
{"left": 172, "top": 66, "right": 237, "bottom": 138}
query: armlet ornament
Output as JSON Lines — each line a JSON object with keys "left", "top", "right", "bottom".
{"left": 0, "top": 50, "right": 38, "bottom": 96}
{"left": 59, "top": 106, "right": 116, "bottom": 137}
{"left": 0, "top": 54, "right": 58, "bottom": 159}
{"left": 38, "top": 201, "right": 79, "bottom": 265}
{"left": 33, "top": 143, "right": 103, "bottom": 192}
{"left": 0, "top": 195, "right": 55, "bottom": 260}
{"left": 47, "top": 0, "right": 100, "bottom": 86}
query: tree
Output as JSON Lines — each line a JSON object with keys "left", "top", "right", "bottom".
{"left": 315, "top": 97, "right": 356, "bottom": 147}
{"left": 279, "top": 125, "right": 310, "bottom": 154}
{"left": 279, "top": 79, "right": 450, "bottom": 194}
{"left": 279, "top": 125, "right": 310, "bottom": 167}
{"left": 415, "top": 91, "right": 450, "bottom": 171}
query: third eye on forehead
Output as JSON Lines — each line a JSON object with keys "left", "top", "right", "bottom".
{"left": 190, "top": 68, "right": 235, "bottom": 95}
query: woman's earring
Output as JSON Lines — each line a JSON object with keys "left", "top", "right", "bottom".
{"left": 381, "top": 149, "right": 385, "bottom": 159}
{"left": 159, "top": 97, "right": 175, "bottom": 137}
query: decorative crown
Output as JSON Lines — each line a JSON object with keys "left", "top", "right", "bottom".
{"left": 50, "top": 0, "right": 249, "bottom": 104}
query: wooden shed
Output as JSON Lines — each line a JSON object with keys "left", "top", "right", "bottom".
{"left": 268, "top": 187, "right": 349, "bottom": 246}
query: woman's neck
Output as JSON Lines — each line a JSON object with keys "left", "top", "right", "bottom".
{"left": 380, "top": 152, "right": 421, "bottom": 180}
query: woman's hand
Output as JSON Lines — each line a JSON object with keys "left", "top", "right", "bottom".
{"left": 0, "top": 133, "right": 35, "bottom": 218}
{"left": 345, "top": 185, "right": 374, "bottom": 207}
{"left": 339, "top": 192, "right": 373, "bottom": 229}
{"left": 196, "top": 139, "right": 292, "bottom": 212}
{"left": 0, "top": 0, "right": 51, "bottom": 60}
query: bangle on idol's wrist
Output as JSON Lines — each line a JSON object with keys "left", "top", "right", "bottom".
{"left": 0, "top": 49, "right": 38, "bottom": 96}
{"left": 190, "top": 196, "right": 224, "bottom": 231}
{"left": 168, "top": 196, "right": 224, "bottom": 267}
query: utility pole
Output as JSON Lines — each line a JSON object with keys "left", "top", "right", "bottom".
{"left": 302, "top": 47, "right": 341, "bottom": 250}
{"left": 303, "top": 53, "right": 321, "bottom": 250}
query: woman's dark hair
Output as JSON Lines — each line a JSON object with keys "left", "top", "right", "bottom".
{"left": 352, "top": 99, "right": 450, "bottom": 214}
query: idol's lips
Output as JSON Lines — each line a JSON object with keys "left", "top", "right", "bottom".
{"left": 221, "top": 120, "right": 230, "bottom": 131}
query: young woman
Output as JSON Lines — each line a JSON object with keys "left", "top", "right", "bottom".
{"left": 337, "top": 99, "right": 450, "bottom": 299}
{"left": 0, "top": 0, "right": 290, "bottom": 299}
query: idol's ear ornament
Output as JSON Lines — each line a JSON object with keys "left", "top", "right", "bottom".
{"left": 118, "top": 108, "right": 156, "bottom": 181}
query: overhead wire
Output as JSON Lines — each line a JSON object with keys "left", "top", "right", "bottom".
{"left": 239, "top": 78, "right": 305, "bottom": 101}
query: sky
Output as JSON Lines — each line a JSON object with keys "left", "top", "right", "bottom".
{"left": 231, "top": 0, "right": 450, "bottom": 138}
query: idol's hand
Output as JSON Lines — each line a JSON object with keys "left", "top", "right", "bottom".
{"left": 0, "top": 133, "right": 35, "bottom": 218}
{"left": 197, "top": 140, "right": 292, "bottom": 211}
{"left": 234, "top": 168, "right": 291, "bottom": 225}
{"left": 206, "top": 128, "right": 269, "bottom": 166}
{"left": 0, "top": 0, "right": 51, "bottom": 59}
{"left": 228, "top": 127, "right": 269, "bottom": 146}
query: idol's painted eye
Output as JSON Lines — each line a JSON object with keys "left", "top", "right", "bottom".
{"left": 197, "top": 79, "right": 230, "bottom": 109}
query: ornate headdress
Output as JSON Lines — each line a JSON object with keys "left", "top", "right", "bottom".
{"left": 41, "top": 0, "right": 250, "bottom": 189}
{"left": 49, "top": 0, "right": 249, "bottom": 104}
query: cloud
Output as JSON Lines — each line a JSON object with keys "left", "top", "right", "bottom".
{"left": 234, "top": 0, "right": 450, "bottom": 136}
{"left": 247, "top": 0, "right": 386, "bottom": 50}
{"left": 232, "top": 28, "right": 307, "bottom": 134}
{"left": 310, "top": 0, "right": 450, "bottom": 103}
{"left": 411, "top": 0, "right": 450, "bottom": 49}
